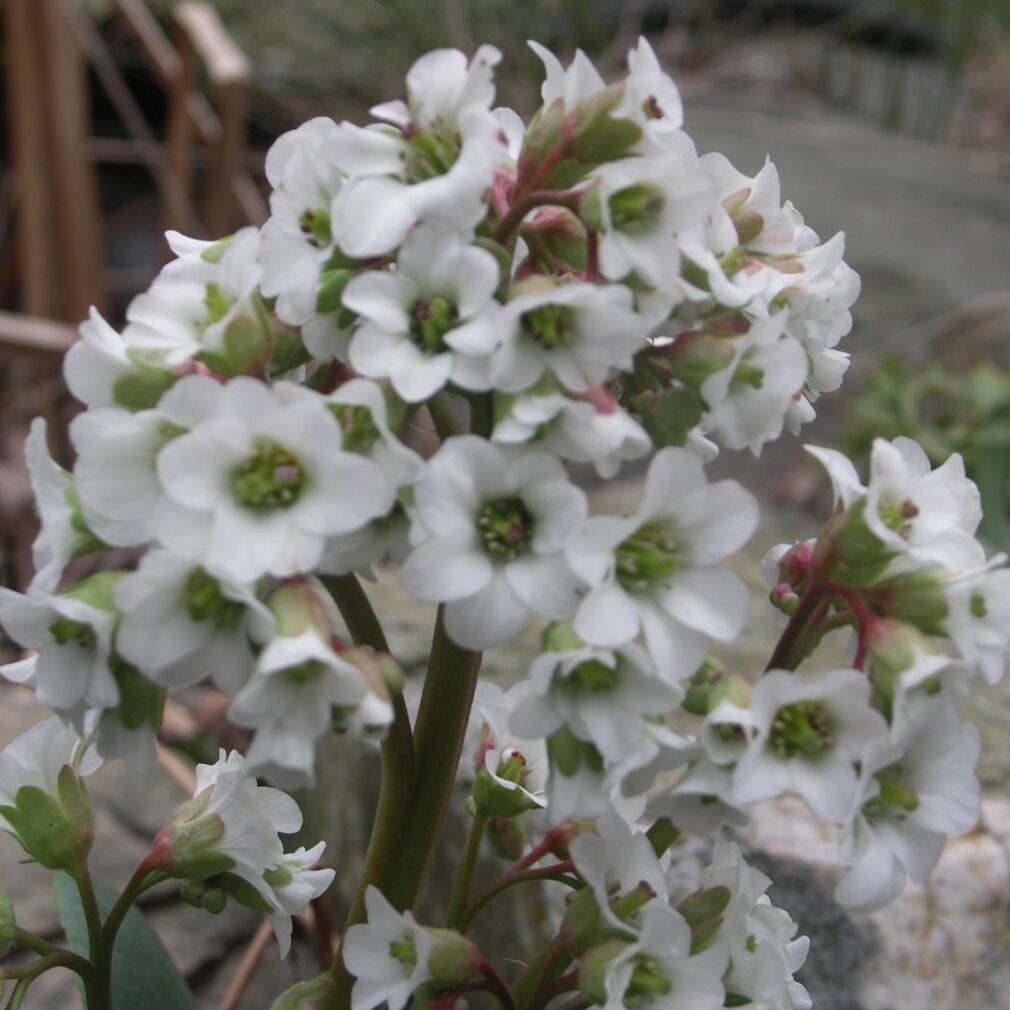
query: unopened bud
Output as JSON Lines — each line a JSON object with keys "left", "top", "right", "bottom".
{"left": 682, "top": 656, "right": 725, "bottom": 716}
{"left": 770, "top": 583, "right": 800, "bottom": 615}
{"left": 266, "top": 581, "right": 333, "bottom": 638}
{"left": 424, "top": 929, "right": 482, "bottom": 985}
{"left": 778, "top": 541, "right": 816, "bottom": 587}
{"left": 665, "top": 332, "right": 736, "bottom": 391}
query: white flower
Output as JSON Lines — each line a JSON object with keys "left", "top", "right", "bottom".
{"left": 566, "top": 447, "right": 758, "bottom": 679}
{"left": 70, "top": 374, "right": 222, "bottom": 548}
{"left": 586, "top": 153, "right": 714, "bottom": 290}
{"left": 835, "top": 698, "right": 980, "bottom": 914}
{"left": 944, "top": 565, "right": 1010, "bottom": 684}
{"left": 570, "top": 812, "right": 668, "bottom": 928}
{"left": 122, "top": 227, "right": 264, "bottom": 368}
{"left": 619, "top": 37, "right": 684, "bottom": 137}
{"left": 0, "top": 578, "right": 119, "bottom": 714}
{"left": 465, "top": 280, "right": 648, "bottom": 394}
{"left": 804, "top": 444, "right": 865, "bottom": 509}
{"left": 590, "top": 901, "right": 727, "bottom": 1010}
{"left": 492, "top": 386, "right": 651, "bottom": 480}
{"left": 63, "top": 308, "right": 175, "bottom": 410}
{"left": 528, "top": 41, "right": 605, "bottom": 110}
{"left": 864, "top": 437, "right": 981, "bottom": 570}
{"left": 115, "top": 549, "right": 272, "bottom": 695}
{"left": 511, "top": 637, "right": 680, "bottom": 763}
{"left": 343, "top": 224, "right": 500, "bottom": 401}
{"left": 266, "top": 842, "right": 335, "bottom": 958}
{"left": 260, "top": 117, "right": 347, "bottom": 327}
{"left": 23, "top": 418, "right": 101, "bottom": 589}
{"left": 647, "top": 756, "right": 750, "bottom": 835}
{"left": 153, "top": 378, "right": 395, "bottom": 581}
{"left": 402, "top": 437, "right": 586, "bottom": 649}
{"left": 163, "top": 749, "right": 302, "bottom": 911}
{"left": 0, "top": 716, "right": 101, "bottom": 811}
{"left": 342, "top": 886, "right": 444, "bottom": 1010}
{"left": 732, "top": 669, "right": 889, "bottom": 822}
{"left": 473, "top": 681, "right": 548, "bottom": 812}
{"left": 230, "top": 628, "right": 367, "bottom": 788}
{"left": 698, "top": 316, "right": 809, "bottom": 455}
{"left": 316, "top": 379, "right": 425, "bottom": 574}
{"left": 702, "top": 840, "right": 811, "bottom": 1010}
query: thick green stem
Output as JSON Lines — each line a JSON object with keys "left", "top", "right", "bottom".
{"left": 427, "top": 393, "right": 464, "bottom": 440}
{"left": 322, "top": 574, "right": 392, "bottom": 653}
{"left": 383, "top": 611, "right": 481, "bottom": 909}
{"left": 445, "top": 809, "right": 488, "bottom": 930}
{"left": 3, "top": 979, "right": 30, "bottom": 1010}
{"left": 325, "top": 610, "right": 481, "bottom": 1008}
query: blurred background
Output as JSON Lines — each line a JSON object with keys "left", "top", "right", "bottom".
{"left": 0, "top": 2, "right": 1009, "bottom": 1007}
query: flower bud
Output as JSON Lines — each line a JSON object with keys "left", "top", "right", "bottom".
{"left": 567, "top": 84, "right": 642, "bottom": 166}
{"left": 632, "top": 386, "right": 703, "bottom": 449}
{"left": 883, "top": 569, "right": 949, "bottom": 635}
{"left": 665, "top": 332, "right": 736, "bottom": 391}
{"left": 832, "top": 502, "right": 891, "bottom": 578}
{"left": 770, "top": 583, "right": 800, "bottom": 615}
{"left": 157, "top": 794, "right": 234, "bottom": 880}
{"left": 268, "top": 973, "right": 333, "bottom": 1010}
{"left": 682, "top": 656, "right": 725, "bottom": 716}
{"left": 424, "top": 929, "right": 482, "bottom": 985}
{"left": 266, "top": 580, "right": 335, "bottom": 638}
{"left": 527, "top": 207, "right": 588, "bottom": 273}
{"left": 0, "top": 891, "right": 15, "bottom": 957}
{"left": 112, "top": 366, "right": 176, "bottom": 411}
{"left": 777, "top": 541, "right": 816, "bottom": 587}
{"left": 473, "top": 757, "right": 535, "bottom": 818}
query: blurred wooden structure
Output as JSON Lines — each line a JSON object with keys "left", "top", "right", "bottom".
{"left": 0, "top": 0, "right": 267, "bottom": 585}
{"left": 1, "top": 0, "right": 267, "bottom": 333}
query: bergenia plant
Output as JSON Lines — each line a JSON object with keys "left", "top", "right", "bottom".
{"left": 0, "top": 37, "right": 1003, "bottom": 1010}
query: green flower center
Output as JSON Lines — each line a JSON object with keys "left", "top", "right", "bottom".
{"left": 521, "top": 304, "right": 574, "bottom": 350}
{"left": 615, "top": 520, "right": 681, "bottom": 593}
{"left": 331, "top": 404, "right": 381, "bottom": 455}
{"left": 298, "top": 208, "right": 332, "bottom": 248}
{"left": 183, "top": 569, "right": 245, "bottom": 628}
{"left": 878, "top": 497, "right": 920, "bottom": 538}
{"left": 477, "top": 496, "right": 535, "bottom": 560}
{"left": 49, "top": 617, "right": 96, "bottom": 649}
{"left": 734, "top": 362, "right": 765, "bottom": 390}
{"left": 567, "top": 659, "right": 620, "bottom": 694}
{"left": 389, "top": 933, "right": 418, "bottom": 968}
{"left": 410, "top": 296, "right": 458, "bottom": 354}
{"left": 232, "top": 441, "right": 306, "bottom": 510}
{"left": 970, "top": 591, "right": 987, "bottom": 619}
{"left": 626, "top": 954, "right": 672, "bottom": 1002}
{"left": 403, "top": 126, "right": 460, "bottom": 182}
{"left": 863, "top": 768, "right": 919, "bottom": 822}
{"left": 609, "top": 183, "right": 665, "bottom": 233}
{"left": 769, "top": 701, "right": 835, "bottom": 759}
{"left": 283, "top": 660, "right": 326, "bottom": 685}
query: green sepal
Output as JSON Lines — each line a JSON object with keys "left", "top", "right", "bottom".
{"left": 3, "top": 785, "right": 82, "bottom": 869}
{"left": 269, "top": 326, "right": 313, "bottom": 378}
{"left": 548, "top": 725, "right": 604, "bottom": 778}
{"left": 543, "top": 620, "right": 583, "bottom": 653}
{"left": 215, "top": 871, "right": 275, "bottom": 914}
{"left": 62, "top": 569, "right": 124, "bottom": 612}
{"left": 200, "top": 235, "right": 235, "bottom": 264}
{"left": 112, "top": 368, "right": 176, "bottom": 411}
{"left": 315, "top": 268, "right": 354, "bottom": 315}
{"left": 633, "top": 386, "right": 703, "bottom": 448}
{"left": 269, "top": 974, "right": 334, "bottom": 1010}
{"left": 666, "top": 332, "right": 736, "bottom": 391}
{"left": 111, "top": 657, "right": 167, "bottom": 731}
{"left": 677, "top": 884, "right": 729, "bottom": 953}
{"left": 519, "top": 98, "right": 565, "bottom": 178}
{"left": 472, "top": 766, "right": 534, "bottom": 819}
{"left": 223, "top": 312, "right": 271, "bottom": 375}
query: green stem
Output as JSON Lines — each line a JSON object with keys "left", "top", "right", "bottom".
{"left": 445, "top": 809, "right": 488, "bottom": 929}
{"left": 92, "top": 866, "right": 166, "bottom": 1008}
{"left": 480, "top": 959, "right": 518, "bottom": 1010}
{"left": 323, "top": 575, "right": 416, "bottom": 1004}
{"left": 460, "top": 862, "right": 578, "bottom": 931}
{"left": 1, "top": 950, "right": 93, "bottom": 982}
{"left": 12, "top": 927, "right": 60, "bottom": 957}
{"left": 514, "top": 934, "right": 572, "bottom": 1010}
{"left": 322, "top": 573, "right": 392, "bottom": 652}
{"left": 384, "top": 611, "right": 481, "bottom": 909}
{"left": 72, "top": 861, "right": 103, "bottom": 967}
{"left": 427, "top": 392, "right": 464, "bottom": 440}
{"left": 325, "top": 610, "right": 481, "bottom": 1008}
{"left": 3, "top": 979, "right": 29, "bottom": 1010}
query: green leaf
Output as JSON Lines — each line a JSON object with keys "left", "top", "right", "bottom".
{"left": 54, "top": 872, "right": 197, "bottom": 1010}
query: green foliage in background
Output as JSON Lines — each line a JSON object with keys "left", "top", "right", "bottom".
{"left": 843, "top": 358, "right": 1010, "bottom": 550}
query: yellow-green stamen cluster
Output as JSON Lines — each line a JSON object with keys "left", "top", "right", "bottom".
{"left": 389, "top": 932, "right": 418, "bottom": 968}
{"left": 567, "top": 659, "right": 621, "bottom": 694}
{"left": 232, "top": 441, "right": 306, "bottom": 510}
{"left": 862, "top": 767, "right": 919, "bottom": 822}
{"left": 332, "top": 404, "right": 381, "bottom": 455}
{"left": 521, "top": 304, "right": 574, "bottom": 350}
{"left": 49, "top": 618, "right": 96, "bottom": 649}
{"left": 477, "top": 496, "right": 534, "bottom": 560}
{"left": 609, "top": 183, "right": 665, "bottom": 234}
{"left": 878, "top": 497, "right": 920, "bottom": 539}
{"left": 410, "top": 296, "right": 458, "bottom": 354}
{"left": 615, "top": 520, "right": 682, "bottom": 593}
{"left": 184, "top": 568, "right": 245, "bottom": 628}
{"left": 769, "top": 701, "right": 835, "bottom": 759}
{"left": 299, "top": 208, "right": 332, "bottom": 248}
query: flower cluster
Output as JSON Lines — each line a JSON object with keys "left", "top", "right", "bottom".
{"left": 0, "top": 32, "right": 1000, "bottom": 1008}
